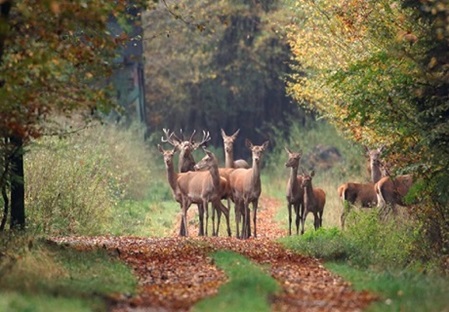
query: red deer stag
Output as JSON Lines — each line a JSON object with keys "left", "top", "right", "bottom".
{"left": 285, "top": 147, "right": 304, "bottom": 236}
{"left": 177, "top": 148, "right": 231, "bottom": 237}
{"left": 301, "top": 170, "right": 326, "bottom": 234}
{"left": 229, "top": 139, "right": 269, "bottom": 239}
{"left": 375, "top": 174, "right": 413, "bottom": 216}
{"left": 221, "top": 128, "right": 250, "bottom": 169}
{"left": 161, "top": 128, "right": 211, "bottom": 173}
{"left": 339, "top": 146, "right": 385, "bottom": 229}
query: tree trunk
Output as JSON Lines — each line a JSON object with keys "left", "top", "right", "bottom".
{"left": 10, "top": 135, "right": 25, "bottom": 230}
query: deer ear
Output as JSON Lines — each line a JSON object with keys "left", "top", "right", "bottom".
{"left": 262, "top": 141, "right": 269, "bottom": 150}
{"left": 245, "top": 139, "right": 252, "bottom": 149}
{"left": 157, "top": 144, "right": 164, "bottom": 154}
{"left": 220, "top": 128, "right": 226, "bottom": 137}
{"left": 232, "top": 129, "right": 240, "bottom": 138}
{"left": 285, "top": 146, "right": 291, "bottom": 154}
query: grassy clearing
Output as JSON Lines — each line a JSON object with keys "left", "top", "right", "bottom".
{"left": 193, "top": 251, "right": 280, "bottom": 312}
{"left": 0, "top": 236, "right": 136, "bottom": 312}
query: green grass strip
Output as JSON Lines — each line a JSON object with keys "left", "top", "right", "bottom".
{"left": 193, "top": 250, "right": 280, "bottom": 312}
{"left": 0, "top": 240, "right": 137, "bottom": 312}
{"left": 327, "top": 262, "right": 449, "bottom": 312}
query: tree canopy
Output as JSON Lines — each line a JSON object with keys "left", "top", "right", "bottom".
{"left": 286, "top": 0, "right": 449, "bottom": 254}
{"left": 143, "top": 0, "right": 303, "bottom": 154}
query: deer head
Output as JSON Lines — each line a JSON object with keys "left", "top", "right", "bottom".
{"left": 285, "top": 146, "right": 302, "bottom": 169}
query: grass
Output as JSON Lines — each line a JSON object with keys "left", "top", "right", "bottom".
{"left": 0, "top": 237, "right": 137, "bottom": 312}
{"left": 327, "top": 262, "right": 449, "bottom": 312}
{"left": 193, "top": 251, "right": 280, "bottom": 312}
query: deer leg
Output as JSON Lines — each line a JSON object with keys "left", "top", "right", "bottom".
{"left": 181, "top": 201, "right": 190, "bottom": 237}
{"left": 198, "top": 203, "right": 204, "bottom": 236}
{"left": 244, "top": 201, "right": 251, "bottom": 239}
{"left": 217, "top": 201, "right": 231, "bottom": 237}
{"left": 214, "top": 203, "right": 221, "bottom": 236}
{"left": 313, "top": 212, "right": 319, "bottom": 230}
{"left": 288, "top": 203, "right": 292, "bottom": 236}
{"left": 234, "top": 201, "right": 241, "bottom": 238}
{"left": 211, "top": 202, "right": 216, "bottom": 236}
{"left": 301, "top": 210, "right": 307, "bottom": 235}
{"left": 205, "top": 202, "right": 209, "bottom": 236}
{"left": 294, "top": 203, "right": 300, "bottom": 235}
{"left": 252, "top": 200, "right": 258, "bottom": 238}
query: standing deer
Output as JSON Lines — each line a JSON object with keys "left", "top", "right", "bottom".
{"left": 229, "top": 139, "right": 269, "bottom": 239}
{"left": 285, "top": 147, "right": 304, "bottom": 236}
{"left": 375, "top": 174, "right": 413, "bottom": 215}
{"left": 221, "top": 128, "right": 250, "bottom": 169}
{"left": 339, "top": 146, "right": 385, "bottom": 229}
{"left": 161, "top": 129, "right": 211, "bottom": 235}
{"left": 301, "top": 170, "right": 326, "bottom": 235}
{"left": 157, "top": 144, "right": 204, "bottom": 236}
{"left": 177, "top": 148, "right": 231, "bottom": 237}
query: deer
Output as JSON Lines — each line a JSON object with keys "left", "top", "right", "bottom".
{"left": 177, "top": 147, "right": 232, "bottom": 237}
{"left": 339, "top": 146, "right": 385, "bottom": 229}
{"left": 161, "top": 128, "right": 211, "bottom": 235}
{"left": 229, "top": 139, "right": 269, "bottom": 239}
{"left": 375, "top": 174, "right": 414, "bottom": 216}
{"left": 301, "top": 170, "right": 326, "bottom": 235}
{"left": 157, "top": 144, "right": 203, "bottom": 236}
{"left": 284, "top": 147, "right": 304, "bottom": 236}
{"left": 161, "top": 128, "right": 211, "bottom": 173}
{"left": 221, "top": 128, "right": 250, "bottom": 169}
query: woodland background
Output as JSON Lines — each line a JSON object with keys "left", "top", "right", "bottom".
{"left": 0, "top": 0, "right": 449, "bottom": 310}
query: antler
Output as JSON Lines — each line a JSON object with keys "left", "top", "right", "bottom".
{"left": 161, "top": 128, "right": 181, "bottom": 147}
{"left": 193, "top": 130, "right": 211, "bottom": 149}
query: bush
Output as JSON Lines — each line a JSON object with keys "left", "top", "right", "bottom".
{"left": 25, "top": 121, "right": 154, "bottom": 235}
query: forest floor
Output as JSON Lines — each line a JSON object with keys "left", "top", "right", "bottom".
{"left": 51, "top": 197, "right": 378, "bottom": 312}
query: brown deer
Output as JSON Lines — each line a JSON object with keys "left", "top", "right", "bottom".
{"left": 161, "top": 128, "right": 211, "bottom": 173}
{"left": 229, "top": 139, "right": 269, "bottom": 239}
{"left": 177, "top": 148, "right": 232, "bottom": 237}
{"left": 221, "top": 128, "right": 250, "bottom": 169}
{"left": 285, "top": 147, "right": 304, "bottom": 236}
{"left": 375, "top": 174, "right": 414, "bottom": 215}
{"left": 301, "top": 170, "right": 326, "bottom": 234}
{"left": 157, "top": 144, "right": 203, "bottom": 236}
{"left": 339, "top": 146, "right": 385, "bottom": 229}
{"left": 161, "top": 128, "right": 211, "bottom": 235}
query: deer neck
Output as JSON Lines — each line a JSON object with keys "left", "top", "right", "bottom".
{"left": 208, "top": 162, "right": 221, "bottom": 189}
{"left": 370, "top": 161, "right": 382, "bottom": 183}
{"left": 224, "top": 149, "right": 234, "bottom": 168}
{"left": 288, "top": 165, "right": 299, "bottom": 192}
{"left": 304, "top": 182, "right": 315, "bottom": 205}
{"left": 250, "top": 160, "right": 262, "bottom": 189}
{"left": 166, "top": 163, "right": 178, "bottom": 192}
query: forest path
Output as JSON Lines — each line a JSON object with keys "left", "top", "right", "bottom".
{"left": 52, "top": 197, "right": 377, "bottom": 311}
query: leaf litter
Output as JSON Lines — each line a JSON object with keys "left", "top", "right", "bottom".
{"left": 51, "top": 197, "right": 377, "bottom": 311}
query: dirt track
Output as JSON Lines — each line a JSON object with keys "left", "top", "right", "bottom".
{"left": 52, "top": 197, "right": 377, "bottom": 311}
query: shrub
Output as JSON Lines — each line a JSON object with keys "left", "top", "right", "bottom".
{"left": 25, "top": 121, "right": 154, "bottom": 235}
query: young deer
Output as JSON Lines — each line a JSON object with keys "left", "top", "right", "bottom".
{"left": 157, "top": 144, "right": 204, "bottom": 236}
{"left": 221, "top": 128, "right": 250, "bottom": 169}
{"left": 229, "top": 139, "right": 269, "bottom": 239}
{"left": 375, "top": 174, "right": 413, "bottom": 215}
{"left": 177, "top": 148, "right": 231, "bottom": 237}
{"left": 301, "top": 170, "right": 326, "bottom": 235}
{"left": 339, "top": 146, "right": 384, "bottom": 229}
{"left": 285, "top": 147, "right": 304, "bottom": 236}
